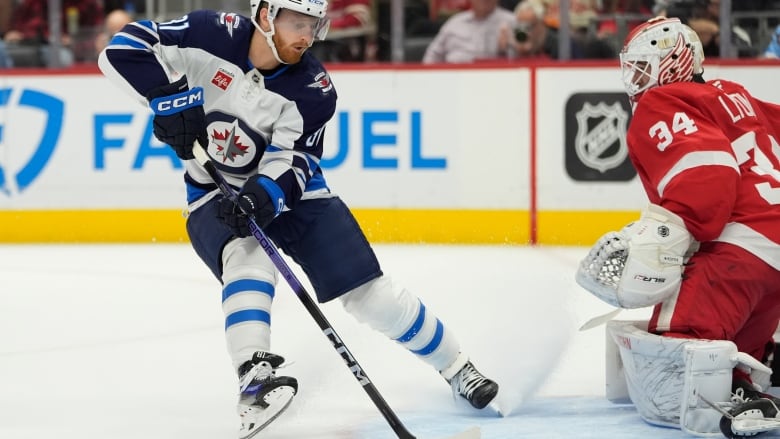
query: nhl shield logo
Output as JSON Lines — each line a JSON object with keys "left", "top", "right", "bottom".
{"left": 565, "top": 92, "right": 635, "bottom": 181}
{"left": 574, "top": 102, "right": 629, "bottom": 173}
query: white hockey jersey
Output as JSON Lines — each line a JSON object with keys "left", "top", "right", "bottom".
{"left": 98, "top": 10, "right": 337, "bottom": 211}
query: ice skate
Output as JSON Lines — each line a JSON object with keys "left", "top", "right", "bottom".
{"left": 720, "top": 379, "right": 780, "bottom": 438}
{"left": 236, "top": 352, "right": 298, "bottom": 439}
{"left": 446, "top": 360, "right": 499, "bottom": 410}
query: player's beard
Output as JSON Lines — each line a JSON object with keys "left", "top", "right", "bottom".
{"left": 273, "top": 34, "right": 307, "bottom": 64}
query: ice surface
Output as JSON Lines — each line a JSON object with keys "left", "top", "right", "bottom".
{"left": 0, "top": 244, "right": 772, "bottom": 438}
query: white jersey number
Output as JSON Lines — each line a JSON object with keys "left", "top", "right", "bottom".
{"left": 648, "top": 112, "right": 699, "bottom": 152}
{"left": 732, "top": 131, "right": 780, "bottom": 205}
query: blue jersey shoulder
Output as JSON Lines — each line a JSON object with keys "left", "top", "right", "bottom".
{"left": 159, "top": 10, "right": 254, "bottom": 69}
{"left": 264, "top": 52, "right": 337, "bottom": 132}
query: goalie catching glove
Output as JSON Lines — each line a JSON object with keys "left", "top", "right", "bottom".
{"left": 575, "top": 204, "right": 696, "bottom": 308}
{"left": 217, "top": 175, "right": 285, "bottom": 237}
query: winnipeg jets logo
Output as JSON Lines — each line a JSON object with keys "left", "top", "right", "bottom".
{"left": 212, "top": 122, "right": 249, "bottom": 163}
{"left": 219, "top": 13, "right": 241, "bottom": 38}
{"left": 307, "top": 72, "right": 333, "bottom": 93}
{"left": 206, "top": 114, "right": 266, "bottom": 173}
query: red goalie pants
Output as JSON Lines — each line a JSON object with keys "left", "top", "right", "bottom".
{"left": 649, "top": 241, "right": 780, "bottom": 364}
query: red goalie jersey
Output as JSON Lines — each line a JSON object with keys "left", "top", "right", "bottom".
{"left": 628, "top": 79, "right": 780, "bottom": 271}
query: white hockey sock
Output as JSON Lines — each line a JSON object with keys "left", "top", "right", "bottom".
{"left": 340, "top": 275, "right": 461, "bottom": 372}
{"left": 222, "top": 237, "right": 278, "bottom": 370}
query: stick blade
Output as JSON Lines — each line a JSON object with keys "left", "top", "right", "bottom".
{"left": 579, "top": 308, "right": 622, "bottom": 331}
{"left": 439, "top": 426, "right": 481, "bottom": 439}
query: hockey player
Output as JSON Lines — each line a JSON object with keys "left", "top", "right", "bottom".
{"left": 575, "top": 16, "right": 780, "bottom": 437}
{"left": 97, "top": 0, "right": 498, "bottom": 437}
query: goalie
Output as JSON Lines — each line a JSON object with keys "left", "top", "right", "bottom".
{"left": 576, "top": 16, "right": 780, "bottom": 438}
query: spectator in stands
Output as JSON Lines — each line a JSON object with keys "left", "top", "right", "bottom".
{"left": 422, "top": 0, "right": 516, "bottom": 63}
{"left": 498, "top": 0, "right": 616, "bottom": 59}
{"left": 102, "top": 0, "right": 146, "bottom": 16}
{"left": 596, "top": 0, "right": 652, "bottom": 44}
{"left": 93, "top": 8, "right": 133, "bottom": 58}
{"left": 3, "top": 0, "right": 104, "bottom": 66}
{"left": 761, "top": 24, "right": 780, "bottom": 59}
{"left": 406, "top": 0, "right": 471, "bottom": 37}
{"left": 404, "top": 0, "right": 470, "bottom": 44}
{"left": 0, "top": 0, "right": 13, "bottom": 67}
{"left": 0, "top": 41, "right": 10, "bottom": 67}
{"left": 403, "top": 0, "right": 443, "bottom": 38}
{"left": 433, "top": 0, "right": 472, "bottom": 19}
{"left": 0, "top": 0, "right": 11, "bottom": 37}
{"left": 500, "top": 0, "right": 521, "bottom": 10}
{"left": 308, "top": 0, "right": 375, "bottom": 62}
{"left": 541, "top": 0, "right": 597, "bottom": 30}
{"left": 650, "top": 0, "right": 698, "bottom": 16}
{"left": 654, "top": 0, "right": 754, "bottom": 57}
{"left": 497, "top": 0, "right": 551, "bottom": 58}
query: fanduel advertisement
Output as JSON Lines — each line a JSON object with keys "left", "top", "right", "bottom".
{"left": 0, "top": 69, "right": 530, "bottom": 210}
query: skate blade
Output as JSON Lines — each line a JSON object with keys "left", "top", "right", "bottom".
{"left": 439, "top": 426, "right": 481, "bottom": 439}
{"left": 486, "top": 400, "right": 504, "bottom": 417}
{"left": 238, "top": 386, "right": 296, "bottom": 439}
{"left": 732, "top": 417, "right": 780, "bottom": 434}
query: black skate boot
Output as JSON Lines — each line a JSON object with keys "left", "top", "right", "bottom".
{"left": 236, "top": 352, "right": 298, "bottom": 439}
{"left": 446, "top": 360, "right": 499, "bottom": 410}
{"left": 720, "top": 378, "right": 780, "bottom": 438}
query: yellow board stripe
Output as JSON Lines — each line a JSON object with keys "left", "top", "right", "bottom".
{"left": 537, "top": 210, "right": 640, "bottom": 246}
{"left": 354, "top": 209, "right": 529, "bottom": 244}
{"left": 0, "top": 209, "right": 639, "bottom": 245}
{"left": 0, "top": 209, "right": 190, "bottom": 243}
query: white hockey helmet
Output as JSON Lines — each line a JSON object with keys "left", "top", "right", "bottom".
{"left": 250, "top": 0, "right": 329, "bottom": 37}
{"left": 251, "top": 0, "right": 328, "bottom": 20}
{"left": 620, "top": 16, "right": 704, "bottom": 103}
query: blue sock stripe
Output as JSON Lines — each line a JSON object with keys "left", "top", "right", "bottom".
{"left": 222, "top": 279, "right": 275, "bottom": 302}
{"left": 225, "top": 309, "right": 270, "bottom": 329}
{"left": 396, "top": 301, "right": 425, "bottom": 343}
{"left": 411, "top": 319, "right": 444, "bottom": 356}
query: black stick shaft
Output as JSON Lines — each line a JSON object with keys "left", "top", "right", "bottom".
{"left": 194, "top": 145, "right": 415, "bottom": 439}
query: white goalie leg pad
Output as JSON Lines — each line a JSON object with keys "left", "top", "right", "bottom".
{"left": 607, "top": 320, "right": 736, "bottom": 436}
{"left": 605, "top": 321, "right": 631, "bottom": 403}
{"left": 680, "top": 340, "right": 737, "bottom": 436}
{"left": 222, "top": 237, "right": 278, "bottom": 370}
{"left": 340, "top": 275, "right": 461, "bottom": 372}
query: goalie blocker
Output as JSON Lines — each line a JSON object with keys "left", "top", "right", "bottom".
{"left": 605, "top": 320, "right": 772, "bottom": 436}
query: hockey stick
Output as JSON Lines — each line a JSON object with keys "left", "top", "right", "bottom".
{"left": 579, "top": 308, "right": 622, "bottom": 331}
{"left": 192, "top": 143, "right": 480, "bottom": 439}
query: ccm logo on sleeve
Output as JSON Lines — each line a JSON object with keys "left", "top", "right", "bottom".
{"left": 150, "top": 87, "right": 204, "bottom": 116}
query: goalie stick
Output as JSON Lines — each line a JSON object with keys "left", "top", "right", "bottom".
{"left": 579, "top": 308, "right": 622, "bottom": 331}
{"left": 192, "top": 143, "right": 481, "bottom": 439}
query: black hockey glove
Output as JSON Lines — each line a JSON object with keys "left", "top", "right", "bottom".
{"left": 145, "top": 76, "right": 207, "bottom": 160}
{"left": 217, "top": 175, "right": 285, "bottom": 237}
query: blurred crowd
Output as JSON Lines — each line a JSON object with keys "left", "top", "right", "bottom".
{"left": 0, "top": 0, "right": 137, "bottom": 67}
{"left": 1, "top": 0, "right": 779, "bottom": 67}
{"left": 414, "top": 0, "right": 780, "bottom": 63}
